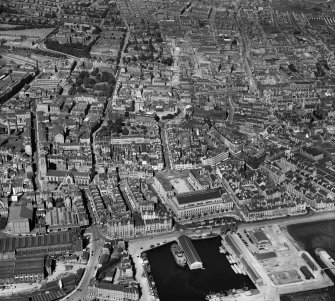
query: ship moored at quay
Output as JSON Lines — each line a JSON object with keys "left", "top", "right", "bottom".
{"left": 170, "top": 243, "right": 187, "bottom": 267}
{"left": 315, "top": 248, "right": 335, "bottom": 276}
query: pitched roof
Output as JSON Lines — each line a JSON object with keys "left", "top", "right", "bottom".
{"left": 8, "top": 205, "right": 33, "bottom": 222}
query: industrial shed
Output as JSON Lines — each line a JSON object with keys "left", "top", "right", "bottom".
{"left": 225, "top": 235, "right": 242, "bottom": 257}
{"left": 177, "top": 235, "right": 203, "bottom": 269}
{"left": 241, "top": 257, "right": 263, "bottom": 286}
{"left": 300, "top": 266, "right": 314, "bottom": 280}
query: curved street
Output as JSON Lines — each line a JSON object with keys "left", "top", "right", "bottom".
{"left": 60, "top": 225, "right": 105, "bottom": 301}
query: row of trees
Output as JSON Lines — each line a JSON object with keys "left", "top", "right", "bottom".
{"left": 46, "top": 40, "right": 92, "bottom": 58}
{"left": 161, "top": 108, "right": 181, "bottom": 120}
{"left": 107, "top": 117, "right": 124, "bottom": 133}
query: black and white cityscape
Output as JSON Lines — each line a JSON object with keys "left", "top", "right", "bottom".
{"left": 0, "top": 0, "right": 335, "bottom": 300}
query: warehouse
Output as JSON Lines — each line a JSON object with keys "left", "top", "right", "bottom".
{"left": 0, "top": 256, "right": 44, "bottom": 284}
{"left": 14, "top": 256, "right": 44, "bottom": 283}
{"left": 177, "top": 235, "right": 203, "bottom": 270}
{"left": 300, "top": 266, "right": 314, "bottom": 280}
{"left": 225, "top": 235, "right": 242, "bottom": 258}
{"left": 7, "top": 205, "right": 33, "bottom": 235}
{"left": 0, "top": 230, "right": 82, "bottom": 257}
{"left": 241, "top": 257, "right": 263, "bottom": 286}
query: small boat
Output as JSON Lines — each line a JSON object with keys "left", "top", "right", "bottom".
{"left": 236, "top": 265, "right": 242, "bottom": 274}
{"left": 226, "top": 255, "right": 231, "bottom": 263}
{"left": 220, "top": 244, "right": 227, "bottom": 253}
{"left": 231, "top": 265, "right": 238, "bottom": 274}
{"left": 205, "top": 292, "right": 225, "bottom": 300}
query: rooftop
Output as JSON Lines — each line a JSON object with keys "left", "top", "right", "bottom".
{"left": 177, "top": 235, "right": 202, "bottom": 265}
{"left": 176, "top": 189, "right": 222, "bottom": 205}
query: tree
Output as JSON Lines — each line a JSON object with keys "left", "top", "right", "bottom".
{"left": 288, "top": 64, "right": 297, "bottom": 73}
{"left": 77, "top": 85, "right": 86, "bottom": 94}
{"left": 93, "top": 26, "right": 102, "bottom": 34}
{"left": 90, "top": 68, "right": 99, "bottom": 76}
{"left": 162, "top": 114, "right": 174, "bottom": 120}
{"left": 156, "top": 32, "right": 163, "bottom": 43}
{"left": 101, "top": 71, "right": 115, "bottom": 84}
{"left": 108, "top": 117, "right": 123, "bottom": 133}
{"left": 79, "top": 70, "right": 90, "bottom": 79}
{"left": 83, "top": 77, "right": 96, "bottom": 88}
{"left": 68, "top": 85, "right": 76, "bottom": 95}
{"left": 76, "top": 77, "right": 83, "bottom": 85}
{"left": 122, "top": 128, "right": 129, "bottom": 135}
{"left": 96, "top": 73, "right": 102, "bottom": 82}
{"left": 162, "top": 57, "right": 173, "bottom": 66}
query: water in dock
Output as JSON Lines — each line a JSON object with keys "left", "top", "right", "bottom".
{"left": 284, "top": 219, "right": 335, "bottom": 301}
{"left": 146, "top": 236, "right": 255, "bottom": 301}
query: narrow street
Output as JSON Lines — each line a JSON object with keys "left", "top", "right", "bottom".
{"left": 30, "top": 99, "right": 38, "bottom": 191}
{"left": 103, "top": 15, "right": 130, "bottom": 123}
{"left": 227, "top": 95, "right": 235, "bottom": 122}
{"left": 234, "top": 10, "right": 256, "bottom": 92}
{"left": 91, "top": 14, "right": 130, "bottom": 170}
{"left": 159, "top": 122, "right": 171, "bottom": 170}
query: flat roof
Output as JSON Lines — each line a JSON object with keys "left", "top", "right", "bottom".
{"left": 176, "top": 189, "right": 222, "bottom": 205}
{"left": 177, "top": 235, "right": 202, "bottom": 265}
{"left": 255, "top": 252, "right": 277, "bottom": 261}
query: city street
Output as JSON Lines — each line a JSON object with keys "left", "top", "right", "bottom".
{"left": 60, "top": 226, "right": 105, "bottom": 301}
{"left": 1, "top": 2, "right": 335, "bottom": 301}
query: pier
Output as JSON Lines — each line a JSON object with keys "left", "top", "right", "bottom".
{"left": 177, "top": 235, "right": 203, "bottom": 270}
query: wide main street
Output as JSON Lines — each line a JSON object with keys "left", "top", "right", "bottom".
{"left": 125, "top": 208, "right": 335, "bottom": 245}
{"left": 60, "top": 225, "right": 105, "bottom": 301}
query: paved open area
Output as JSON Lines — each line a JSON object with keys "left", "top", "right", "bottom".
{"left": 231, "top": 224, "right": 334, "bottom": 298}
{"left": 170, "top": 178, "right": 193, "bottom": 194}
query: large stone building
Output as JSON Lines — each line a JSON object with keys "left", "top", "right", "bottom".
{"left": 169, "top": 189, "right": 234, "bottom": 220}
{"left": 107, "top": 214, "right": 172, "bottom": 239}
